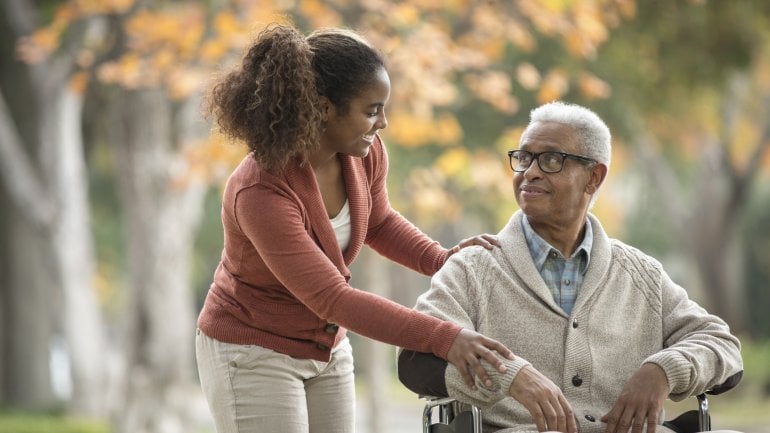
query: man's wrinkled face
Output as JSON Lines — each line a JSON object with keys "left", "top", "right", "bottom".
{"left": 513, "top": 121, "right": 599, "bottom": 228}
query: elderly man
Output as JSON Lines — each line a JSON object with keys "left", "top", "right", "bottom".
{"left": 398, "top": 101, "right": 743, "bottom": 433}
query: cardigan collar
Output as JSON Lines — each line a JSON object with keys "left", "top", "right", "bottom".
{"left": 283, "top": 153, "right": 370, "bottom": 280}
{"left": 500, "top": 211, "right": 612, "bottom": 317}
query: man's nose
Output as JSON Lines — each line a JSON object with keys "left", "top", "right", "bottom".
{"left": 522, "top": 158, "right": 544, "bottom": 178}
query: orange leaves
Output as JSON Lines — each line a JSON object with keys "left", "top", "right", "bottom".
{"left": 387, "top": 25, "right": 463, "bottom": 118}
{"left": 366, "top": 0, "right": 626, "bottom": 153}
{"left": 16, "top": 0, "right": 295, "bottom": 101}
{"left": 518, "top": 66, "right": 610, "bottom": 103}
{"left": 181, "top": 132, "right": 248, "bottom": 186}
{"left": 519, "top": 0, "right": 633, "bottom": 60}
{"left": 577, "top": 72, "right": 612, "bottom": 100}
{"left": 199, "top": 40, "right": 230, "bottom": 65}
{"left": 564, "top": 1, "right": 609, "bottom": 58}
{"left": 95, "top": 4, "right": 210, "bottom": 98}
{"left": 126, "top": 7, "right": 205, "bottom": 59}
{"left": 213, "top": 10, "right": 242, "bottom": 35}
{"left": 73, "top": 0, "right": 133, "bottom": 15}
{"left": 537, "top": 68, "right": 569, "bottom": 103}
{"left": 465, "top": 71, "right": 519, "bottom": 114}
{"left": 516, "top": 63, "right": 541, "bottom": 91}
{"left": 507, "top": 23, "right": 537, "bottom": 54}
{"left": 16, "top": 28, "right": 59, "bottom": 64}
{"left": 16, "top": 0, "right": 136, "bottom": 64}
{"left": 96, "top": 6, "right": 236, "bottom": 99}
{"left": 390, "top": 3, "right": 421, "bottom": 27}
{"left": 15, "top": 0, "right": 632, "bottom": 107}
{"left": 495, "top": 126, "right": 526, "bottom": 153}
{"left": 299, "top": 0, "right": 342, "bottom": 28}
{"left": 200, "top": 9, "right": 283, "bottom": 66}
{"left": 385, "top": 112, "right": 463, "bottom": 148}
{"left": 96, "top": 53, "right": 141, "bottom": 89}
{"left": 167, "top": 69, "right": 205, "bottom": 101}
{"left": 403, "top": 166, "right": 462, "bottom": 225}
{"left": 69, "top": 71, "right": 90, "bottom": 94}
{"left": 403, "top": 147, "right": 513, "bottom": 227}
{"left": 436, "top": 147, "right": 470, "bottom": 177}
{"left": 16, "top": 2, "right": 78, "bottom": 64}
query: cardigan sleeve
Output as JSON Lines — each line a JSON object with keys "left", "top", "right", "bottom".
{"left": 408, "top": 250, "right": 531, "bottom": 407}
{"left": 364, "top": 137, "right": 450, "bottom": 275}
{"left": 232, "top": 181, "right": 462, "bottom": 359}
{"left": 641, "top": 263, "right": 743, "bottom": 400}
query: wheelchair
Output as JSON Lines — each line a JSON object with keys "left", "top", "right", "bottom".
{"left": 421, "top": 371, "right": 742, "bottom": 433}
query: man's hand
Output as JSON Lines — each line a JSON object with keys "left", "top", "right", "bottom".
{"left": 446, "top": 328, "right": 515, "bottom": 390}
{"left": 509, "top": 365, "right": 576, "bottom": 433}
{"left": 601, "top": 363, "right": 670, "bottom": 433}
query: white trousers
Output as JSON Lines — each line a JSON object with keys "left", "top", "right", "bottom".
{"left": 196, "top": 329, "right": 355, "bottom": 433}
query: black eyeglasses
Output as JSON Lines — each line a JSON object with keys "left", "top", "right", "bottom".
{"left": 507, "top": 150, "right": 597, "bottom": 173}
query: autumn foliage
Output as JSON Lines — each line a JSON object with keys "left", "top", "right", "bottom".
{"left": 16, "top": 0, "right": 639, "bottom": 226}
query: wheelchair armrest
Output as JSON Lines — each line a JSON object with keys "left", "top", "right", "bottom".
{"left": 398, "top": 350, "right": 449, "bottom": 398}
{"left": 670, "top": 370, "right": 743, "bottom": 433}
{"left": 706, "top": 370, "right": 742, "bottom": 396}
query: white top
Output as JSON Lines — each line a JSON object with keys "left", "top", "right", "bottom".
{"left": 330, "top": 200, "right": 351, "bottom": 251}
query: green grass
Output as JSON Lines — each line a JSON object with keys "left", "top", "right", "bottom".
{"left": 0, "top": 412, "right": 109, "bottom": 433}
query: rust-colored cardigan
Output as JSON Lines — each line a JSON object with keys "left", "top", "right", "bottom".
{"left": 197, "top": 136, "right": 461, "bottom": 361}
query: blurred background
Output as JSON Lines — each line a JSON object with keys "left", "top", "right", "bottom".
{"left": 1, "top": 0, "right": 769, "bottom": 432}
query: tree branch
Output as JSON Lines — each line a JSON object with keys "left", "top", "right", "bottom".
{"left": 626, "top": 113, "right": 689, "bottom": 232}
{"left": 0, "top": 88, "right": 56, "bottom": 230}
{"left": 725, "top": 85, "right": 770, "bottom": 213}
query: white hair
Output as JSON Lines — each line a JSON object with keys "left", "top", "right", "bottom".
{"left": 526, "top": 101, "right": 611, "bottom": 208}
{"left": 527, "top": 101, "right": 612, "bottom": 170}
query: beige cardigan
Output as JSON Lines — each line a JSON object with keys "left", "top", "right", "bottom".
{"left": 413, "top": 211, "right": 743, "bottom": 433}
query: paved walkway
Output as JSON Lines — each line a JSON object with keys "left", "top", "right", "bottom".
{"left": 355, "top": 393, "right": 425, "bottom": 433}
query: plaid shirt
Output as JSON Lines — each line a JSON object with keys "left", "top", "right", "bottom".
{"left": 521, "top": 216, "right": 592, "bottom": 315}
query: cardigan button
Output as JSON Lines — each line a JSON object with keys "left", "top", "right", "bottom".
{"left": 572, "top": 319, "right": 578, "bottom": 329}
{"left": 572, "top": 375, "right": 583, "bottom": 387}
{"left": 324, "top": 323, "right": 339, "bottom": 334}
{"left": 585, "top": 414, "right": 595, "bottom": 422}
{"left": 317, "top": 343, "right": 330, "bottom": 351}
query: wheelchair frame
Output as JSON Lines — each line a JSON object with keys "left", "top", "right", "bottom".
{"left": 422, "top": 382, "right": 737, "bottom": 433}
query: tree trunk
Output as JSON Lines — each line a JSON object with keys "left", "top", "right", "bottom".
{"left": 107, "top": 88, "right": 207, "bottom": 433}
{"left": 632, "top": 126, "right": 749, "bottom": 332}
{"left": 0, "top": 4, "right": 56, "bottom": 407}
{"left": 46, "top": 84, "right": 109, "bottom": 416}
{"left": 687, "top": 145, "right": 745, "bottom": 331}
{"left": 0, "top": 201, "right": 58, "bottom": 408}
{"left": 0, "top": 1, "right": 107, "bottom": 414}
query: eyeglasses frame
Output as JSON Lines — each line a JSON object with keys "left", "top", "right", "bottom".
{"left": 507, "top": 149, "right": 597, "bottom": 174}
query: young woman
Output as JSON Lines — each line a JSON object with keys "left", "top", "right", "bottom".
{"left": 195, "top": 24, "right": 513, "bottom": 433}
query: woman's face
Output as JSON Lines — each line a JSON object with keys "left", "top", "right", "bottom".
{"left": 320, "top": 67, "right": 390, "bottom": 158}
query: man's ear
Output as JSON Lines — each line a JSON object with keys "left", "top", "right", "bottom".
{"left": 586, "top": 163, "right": 608, "bottom": 194}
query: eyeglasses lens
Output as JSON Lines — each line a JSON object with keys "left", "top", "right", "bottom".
{"left": 511, "top": 151, "right": 564, "bottom": 173}
{"left": 539, "top": 153, "right": 564, "bottom": 173}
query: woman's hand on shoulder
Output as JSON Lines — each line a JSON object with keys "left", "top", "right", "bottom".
{"left": 448, "top": 234, "right": 500, "bottom": 257}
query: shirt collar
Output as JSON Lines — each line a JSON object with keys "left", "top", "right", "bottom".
{"left": 522, "top": 215, "right": 593, "bottom": 275}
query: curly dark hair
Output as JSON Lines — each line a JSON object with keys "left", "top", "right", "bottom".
{"left": 206, "top": 24, "right": 386, "bottom": 170}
